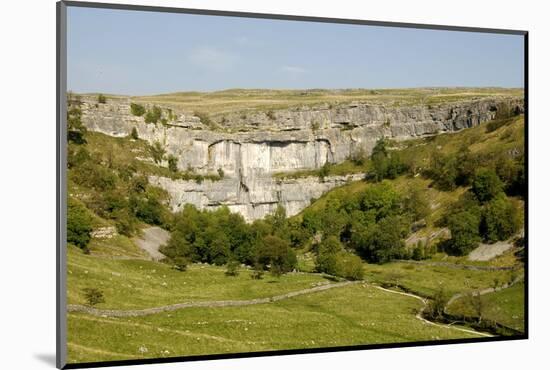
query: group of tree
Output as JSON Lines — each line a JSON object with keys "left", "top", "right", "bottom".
{"left": 369, "top": 139, "right": 409, "bottom": 181}
{"left": 303, "top": 182, "right": 429, "bottom": 265}
{"left": 160, "top": 204, "right": 298, "bottom": 277}
{"left": 425, "top": 145, "right": 524, "bottom": 197}
{"left": 444, "top": 168, "right": 521, "bottom": 255}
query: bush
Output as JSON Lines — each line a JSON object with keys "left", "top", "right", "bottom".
{"left": 194, "top": 111, "right": 215, "bottom": 128}
{"left": 167, "top": 155, "right": 178, "bottom": 173}
{"left": 130, "top": 103, "right": 146, "bottom": 116}
{"left": 335, "top": 253, "right": 364, "bottom": 280}
{"left": 144, "top": 106, "right": 162, "bottom": 124}
{"left": 251, "top": 262, "right": 264, "bottom": 280}
{"left": 149, "top": 141, "right": 166, "bottom": 164}
{"left": 217, "top": 168, "right": 225, "bottom": 178}
{"left": 471, "top": 168, "right": 504, "bottom": 203}
{"left": 225, "top": 259, "right": 240, "bottom": 277}
{"left": 424, "top": 287, "right": 447, "bottom": 320}
{"left": 97, "top": 94, "right": 106, "bottom": 104}
{"left": 129, "top": 127, "right": 139, "bottom": 140}
{"left": 83, "top": 288, "right": 105, "bottom": 306}
{"left": 318, "top": 162, "right": 331, "bottom": 181}
{"left": 266, "top": 110, "right": 276, "bottom": 120}
{"left": 67, "top": 198, "right": 94, "bottom": 250}
{"left": 172, "top": 256, "right": 188, "bottom": 272}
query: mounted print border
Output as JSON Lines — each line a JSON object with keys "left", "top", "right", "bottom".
{"left": 57, "top": 1, "right": 528, "bottom": 368}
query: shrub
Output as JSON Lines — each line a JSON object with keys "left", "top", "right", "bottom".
{"left": 424, "top": 287, "right": 447, "bottom": 320}
{"left": 129, "top": 127, "right": 139, "bottom": 140}
{"left": 471, "top": 168, "right": 504, "bottom": 203}
{"left": 194, "top": 111, "right": 215, "bottom": 128}
{"left": 144, "top": 106, "right": 162, "bottom": 124}
{"left": 97, "top": 94, "right": 106, "bottom": 104}
{"left": 83, "top": 288, "right": 105, "bottom": 306}
{"left": 251, "top": 262, "right": 264, "bottom": 280}
{"left": 266, "top": 110, "right": 276, "bottom": 120}
{"left": 225, "top": 259, "right": 240, "bottom": 277}
{"left": 130, "top": 103, "right": 146, "bottom": 116}
{"left": 167, "top": 155, "right": 178, "bottom": 173}
{"left": 217, "top": 168, "right": 225, "bottom": 178}
{"left": 336, "top": 253, "right": 364, "bottom": 281}
{"left": 311, "top": 121, "right": 320, "bottom": 131}
{"left": 67, "top": 198, "right": 93, "bottom": 250}
{"left": 318, "top": 162, "right": 331, "bottom": 181}
{"left": 172, "top": 256, "right": 188, "bottom": 272}
{"left": 149, "top": 141, "right": 166, "bottom": 164}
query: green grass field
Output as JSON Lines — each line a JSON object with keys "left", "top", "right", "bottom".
{"left": 68, "top": 246, "right": 330, "bottom": 310}
{"left": 446, "top": 282, "right": 525, "bottom": 332}
{"left": 67, "top": 283, "right": 481, "bottom": 363}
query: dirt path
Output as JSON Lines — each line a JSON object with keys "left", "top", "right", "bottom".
{"left": 133, "top": 227, "right": 170, "bottom": 261}
{"left": 67, "top": 281, "right": 358, "bottom": 317}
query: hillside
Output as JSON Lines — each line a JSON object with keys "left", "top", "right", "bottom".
{"left": 66, "top": 90, "right": 525, "bottom": 363}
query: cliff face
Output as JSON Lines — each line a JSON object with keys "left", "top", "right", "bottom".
{"left": 79, "top": 95, "right": 524, "bottom": 221}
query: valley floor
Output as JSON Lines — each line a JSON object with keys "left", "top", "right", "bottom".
{"left": 66, "top": 237, "right": 524, "bottom": 363}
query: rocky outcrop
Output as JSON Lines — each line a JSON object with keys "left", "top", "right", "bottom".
{"left": 78, "top": 95, "right": 524, "bottom": 221}
{"left": 149, "top": 173, "right": 364, "bottom": 221}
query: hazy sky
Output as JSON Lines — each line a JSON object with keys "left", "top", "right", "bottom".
{"left": 67, "top": 6, "right": 525, "bottom": 95}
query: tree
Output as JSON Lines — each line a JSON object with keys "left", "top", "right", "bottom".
{"left": 427, "top": 154, "right": 458, "bottom": 191}
{"left": 67, "top": 107, "right": 87, "bottom": 144}
{"left": 258, "top": 235, "right": 297, "bottom": 276}
{"left": 67, "top": 198, "right": 93, "bottom": 250}
{"left": 446, "top": 210, "right": 481, "bottom": 255}
{"left": 83, "top": 288, "right": 105, "bottom": 306}
{"left": 403, "top": 185, "right": 430, "bottom": 222}
{"left": 471, "top": 169, "right": 504, "bottom": 203}
{"left": 481, "top": 194, "right": 520, "bottom": 242}
{"left": 424, "top": 287, "right": 447, "bottom": 320}
{"left": 315, "top": 236, "right": 343, "bottom": 275}
{"left": 149, "top": 141, "right": 166, "bottom": 164}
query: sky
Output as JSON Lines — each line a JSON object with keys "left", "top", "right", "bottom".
{"left": 67, "top": 7, "right": 525, "bottom": 95}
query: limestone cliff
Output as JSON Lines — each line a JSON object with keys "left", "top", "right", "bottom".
{"left": 78, "top": 94, "right": 524, "bottom": 221}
